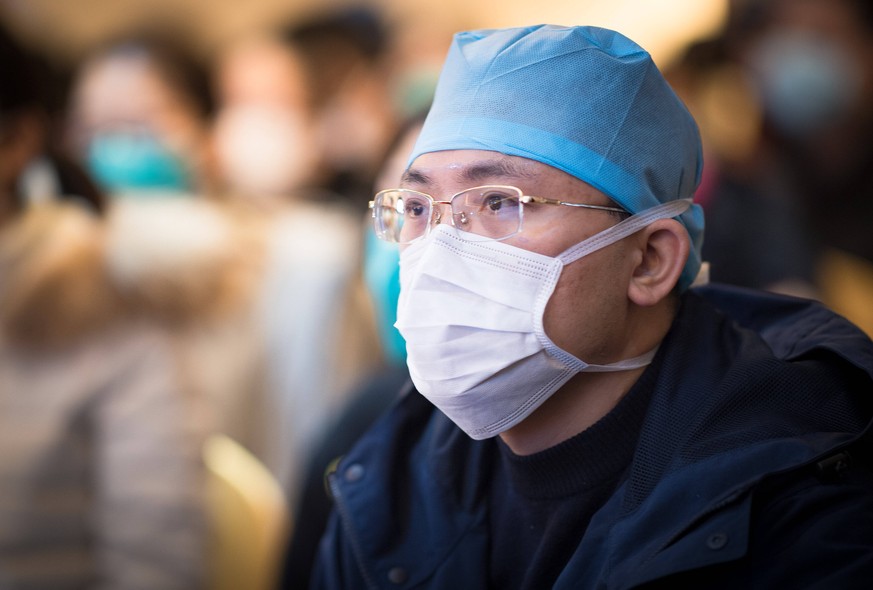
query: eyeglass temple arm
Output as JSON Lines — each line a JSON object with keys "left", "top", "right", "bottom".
{"left": 521, "top": 195, "right": 626, "bottom": 213}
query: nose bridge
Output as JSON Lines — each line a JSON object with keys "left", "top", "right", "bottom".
{"left": 432, "top": 199, "right": 453, "bottom": 225}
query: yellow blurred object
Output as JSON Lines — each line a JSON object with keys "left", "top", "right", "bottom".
{"left": 819, "top": 249, "right": 873, "bottom": 339}
{"left": 204, "top": 434, "right": 290, "bottom": 590}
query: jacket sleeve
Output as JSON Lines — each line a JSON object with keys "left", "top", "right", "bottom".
{"left": 741, "top": 459, "right": 873, "bottom": 589}
{"left": 93, "top": 329, "right": 208, "bottom": 590}
{"left": 659, "top": 455, "right": 873, "bottom": 590}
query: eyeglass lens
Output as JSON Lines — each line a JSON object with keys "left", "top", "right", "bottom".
{"left": 375, "top": 187, "right": 524, "bottom": 243}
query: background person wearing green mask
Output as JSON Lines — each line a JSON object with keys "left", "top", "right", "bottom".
{"left": 64, "top": 33, "right": 214, "bottom": 199}
{"left": 0, "top": 21, "right": 210, "bottom": 589}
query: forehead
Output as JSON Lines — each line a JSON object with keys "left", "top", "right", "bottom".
{"left": 403, "top": 149, "right": 560, "bottom": 189}
{"left": 73, "top": 54, "right": 189, "bottom": 130}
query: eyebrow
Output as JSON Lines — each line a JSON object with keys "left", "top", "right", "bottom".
{"left": 401, "top": 158, "right": 538, "bottom": 188}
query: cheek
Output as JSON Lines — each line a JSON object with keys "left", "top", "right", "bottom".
{"left": 506, "top": 221, "right": 586, "bottom": 257}
{"left": 542, "top": 249, "right": 628, "bottom": 359}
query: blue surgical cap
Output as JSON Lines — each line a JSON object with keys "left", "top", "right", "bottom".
{"left": 409, "top": 24, "right": 705, "bottom": 290}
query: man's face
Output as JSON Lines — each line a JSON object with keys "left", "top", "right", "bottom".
{"left": 401, "top": 149, "right": 639, "bottom": 364}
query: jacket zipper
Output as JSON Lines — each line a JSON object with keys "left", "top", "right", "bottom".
{"left": 329, "top": 471, "right": 382, "bottom": 590}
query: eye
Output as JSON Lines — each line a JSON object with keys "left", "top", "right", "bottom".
{"left": 479, "top": 190, "right": 519, "bottom": 214}
{"left": 482, "top": 193, "right": 511, "bottom": 213}
{"left": 484, "top": 193, "right": 504, "bottom": 211}
{"left": 404, "top": 197, "right": 429, "bottom": 218}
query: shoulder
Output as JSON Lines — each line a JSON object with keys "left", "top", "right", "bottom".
{"left": 636, "top": 458, "right": 873, "bottom": 589}
{"left": 672, "top": 284, "right": 873, "bottom": 417}
{"left": 626, "top": 284, "right": 873, "bottom": 515}
{"left": 104, "top": 197, "right": 264, "bottom": 323}
{"left": 690, "top": 283, "right": 873, "bottom": 374}
{"left": 668, "top": 451, "right": 873, "bottom": 589}
{"left": 0, "top": 203, "right": 124, "bottom": 348}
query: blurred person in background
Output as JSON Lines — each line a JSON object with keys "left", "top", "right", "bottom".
{"left": 665, "top": 36, "right": 820, "bottom": 298}
{"left": 282, "top": 5, "right": 401, "bottom": 211}
{"left": 360, "top": 111, "right": 428, "bottom": 369}
{"left": 0, "top": 19, "right": 104, "bottom": 217}
{"left": 667, "top": 0, "right": 873, "bottom": 337}
{"left": 64, "top": 31, "right": 216, "bottom": 200}
{"left": 210, "top": 32, "right": 317, "bottom": 205}
{"left": 58, "top": 27, "right": 289, "bottom": 496}
{"left": 278, "top": 110, "right": 426, "bottom": 588}
{"left": 0, "top": 21, "right": 209, "bottom": 589}
{"left": 207, "top": 26, "right": 385, "bottom": 502}
{"left": 727, "top": 0, "right": 873, "bottom": 334}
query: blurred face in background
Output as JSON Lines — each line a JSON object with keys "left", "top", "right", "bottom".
{"left": 741, "top": 0, "right": 873, "bottom": 142}
{"left": 66, "top": 45, "right": 210, "bottom": 196}
{"left": 209, "top": 35, "right": 317, "bottom": 201}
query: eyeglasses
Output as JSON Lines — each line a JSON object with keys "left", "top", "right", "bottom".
{"left": 369, "top": 185, "right": 628, "bottom": 244}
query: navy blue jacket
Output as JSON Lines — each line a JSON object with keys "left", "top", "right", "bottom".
{"left": 312, "top": 285, "right": 873, "bottom": 589}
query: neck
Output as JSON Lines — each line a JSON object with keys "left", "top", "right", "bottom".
{"left": 499, "top": 367, "right": 647, "bottom": 455}
{"left": 499, "top": 297, "right": 677, "bottom": 455}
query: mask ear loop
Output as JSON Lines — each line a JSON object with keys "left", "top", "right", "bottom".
{"left": 558, "top": 199, "right": 692, "bottom": 265}
{"left": 583, "top": 346, "right": 660, "bottom": 372}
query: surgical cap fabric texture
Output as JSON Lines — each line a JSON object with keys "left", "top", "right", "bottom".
{"left": 409, "top": 24, "right": 705, "bottom": 290}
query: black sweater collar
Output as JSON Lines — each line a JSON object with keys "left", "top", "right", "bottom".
{"left": 495, "top": 363, "right": 659, "bottom": 500}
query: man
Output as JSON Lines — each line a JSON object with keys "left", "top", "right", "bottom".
{"left": 311, "top": 25, "right": 873, "bottom": 588}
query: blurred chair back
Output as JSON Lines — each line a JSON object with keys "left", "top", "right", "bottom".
{"left": 819, "top": 248, "right": 873, "bottom": 339}
{"left": 204, "top": 434, "right": 290, "bottom": 590}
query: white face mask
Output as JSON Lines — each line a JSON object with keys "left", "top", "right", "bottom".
{"left": 395, "top": 199, "right": 691, "bottom": 440}
{"left": 212, "top": 104, "right": 314, "bottom": 198}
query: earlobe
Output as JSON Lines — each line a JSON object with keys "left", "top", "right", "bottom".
{"left": 627, "top": 219, "right": 690, "bottom": 307}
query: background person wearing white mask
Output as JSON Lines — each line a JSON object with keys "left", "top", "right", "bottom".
{"left": 207, "top": 27, "right": 385, "bottom": 502}
{"left": 210, "top": 33, "right": 317, "bottom": 204}
{"left": 310, "top": 24, "right": 873, "bottom": 589}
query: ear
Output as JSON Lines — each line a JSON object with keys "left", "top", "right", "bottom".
{"left": 626, "top": 218, "right": 690, "bottom": 307}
